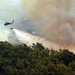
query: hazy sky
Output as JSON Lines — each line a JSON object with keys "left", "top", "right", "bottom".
{"left": 0, "top": 0, "right": 36, "bottom": 44}
{"left": 0, "top": 0, "right": 22, "bottom": 42}
{"left": 0, "top": 0, "right": 27, "bottom": 20}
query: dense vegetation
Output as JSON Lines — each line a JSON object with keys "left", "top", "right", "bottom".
{"left": 0, "top": 41, "right": 75, "bottom": 75}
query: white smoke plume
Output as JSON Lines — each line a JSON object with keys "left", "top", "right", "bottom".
{"left": 13, "top": 29, "right": 62, "bottom": 50}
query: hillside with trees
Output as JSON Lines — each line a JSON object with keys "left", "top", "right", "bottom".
{"left": 0, "top": 41, "right": 75, "bottom": 75}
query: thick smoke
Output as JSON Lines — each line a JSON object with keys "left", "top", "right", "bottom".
{"left": 22, "top": 0, "right": 75, "bottom": 52}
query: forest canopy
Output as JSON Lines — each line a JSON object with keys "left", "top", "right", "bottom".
{"left": 0, "top": 41, "right": 75, "bottom": 75}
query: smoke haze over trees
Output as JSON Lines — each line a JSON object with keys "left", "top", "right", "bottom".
{"left": 0, "top": 41, "right": 75, "bottom": 75}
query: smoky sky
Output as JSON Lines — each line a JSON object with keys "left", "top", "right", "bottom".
{"left": 0, "top": 0, "right": 75, "bottom": 52}
{"left": 22, "top": 0, "right": 75, "bottom": 52}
